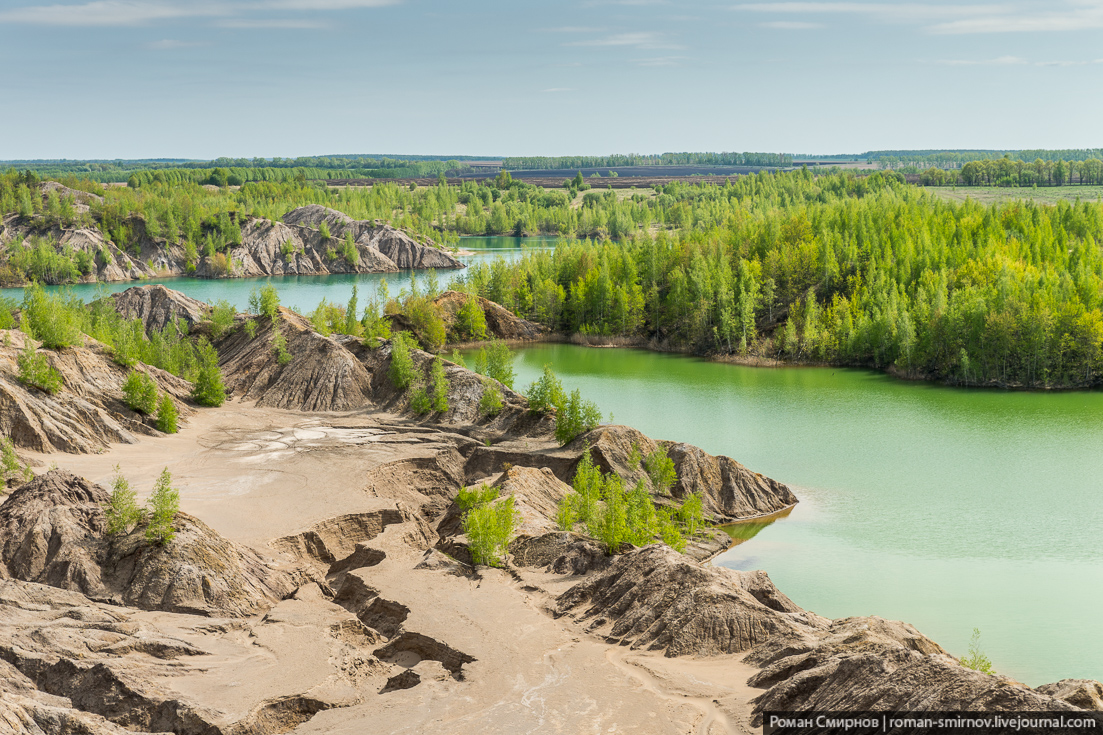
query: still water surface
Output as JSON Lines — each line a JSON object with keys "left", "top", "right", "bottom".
{"left": 504, "top": 344, "right": 1103, "bottom": 687}
{"left": 5, "top": 238, "right": 1100, "bottom": 685}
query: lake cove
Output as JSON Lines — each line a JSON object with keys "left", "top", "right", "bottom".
{"left": 0, "top": 236, "right": 559, "bottom": 313}
{"left": 497, "top": 343, "right": 1103, "bottom": 687}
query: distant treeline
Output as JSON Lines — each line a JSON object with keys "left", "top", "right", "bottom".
{"left": 500, "top": 152, "right": 793, "bottom": 170}
{"left": 1, "top": 156, "right": 473, "bottom": 184}
{"left": 917, "top": 157, "right": 1103, "bottom": 187}
{"left": 123, "top": 162, "right": 464, "bottom": 188}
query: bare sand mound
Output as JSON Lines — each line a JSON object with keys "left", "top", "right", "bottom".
{"left": 215, "top": 309, "right": 374, "bottom": 412}
{"left": 746, "top": 616, "right": 1083, "bottom": 723}
{"left": 0, "top": 470, "right": 305, "bottom": 616}
{"left": 109, "top": 284, "right": 209, "bottom": 333}
{"left": 433, "top": 290, "right": 548, "bottom": 342}
{"left": 0, "top": 331, "right": 193, "bottom": 453}
{"left": 555, "top": 544, "right": 825, "bottom": 656}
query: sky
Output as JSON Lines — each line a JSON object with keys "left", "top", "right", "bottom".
{"left": 0, "top": 0, "right": 1101, "bottom": 159}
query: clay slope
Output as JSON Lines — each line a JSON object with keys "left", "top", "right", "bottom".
{"left": 109, "top": 284, "right": 209, "bottom": 333}
{"left": 0, "top": 471, "right": 305, "bottom": 616}
{"left": 282, "top": 205, "right": 463, "bottom": 270}
{"left": 214, "top": 309, "right": 374, "bottom": 412}
{"left": 0, "top": 330, "right": 193, "bottom": 453}
{"left": 433, "top": 290, "right": 548, "bottom": 342}
{"left": 556, "top": 545, "right": 825, "bottom": 656}
{"left": 745, "top": 617, "right": 1092, "bottom": 723}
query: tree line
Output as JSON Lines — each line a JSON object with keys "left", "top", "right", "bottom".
{"left": 499, "top": 152, "right": 793, "bottom": 170}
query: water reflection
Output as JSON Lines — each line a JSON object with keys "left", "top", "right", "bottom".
{"left": 718, "top": 506, "right": 794, "bottom": 546}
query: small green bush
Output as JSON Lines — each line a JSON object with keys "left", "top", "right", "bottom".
{"left": 450, "top": 349, "right": 467, "bottom": 368}
{"left": 430, "top": 356, "right": 449, "bottom": 413}
{"left": 463, "top": 495, "right": 516, "bottom": 567}
{"left": 388, "top": 331, "right": 417, "bottom": 389}
{"left": 405, "top": 296, "right": 446, "bottom": 352}
{"left": 555, "top": 388, "right": 602, "bottom": 445}
{"left": 271, "top": 329, "right": 291, "bottom": 365}
{"left": 21, "top": 284, "right": 83, "bottom": 349}
{"left": 455, "top": 293, "right": 487, "bottom": 341}
{"left": 122, "top": 370, "right": 158, "bottom": 414}
{"left": 191, "top": 338, "right": 225, "bottom": 407}
{"left": 483, "top": 340, "right": 515, "bottom": 388}
{"left": 244, "top": 319, "right": 257, "bottom": 340}
{"left": 457, "top": 484, "right": 499, "bottom": 512}
{"left": 478, "top": 379, "right": 503, "bottom": 416}
{"left": 590, "top": 474, "right": 628, "bottom": 554}
{"left": 0, "top": 437, "right": 33, "bottom": 488}
{"left": 677, "top": 492, "right": 704, "bottom": 535}
{"left": 319, "top": 221, "right": 332, "bottom": 239}
{"left": 526, "top": 365, "right": 564, "bottom": 414}
{"left": 410, "top": 382, "right": 432, "bottom": 414}
{"left": 145, "top": 468, "right": 179, "bottom": 546}
{"left": 658, "top": 509, "right": 686, "bottom": 552}
{"left": 960, "top": 628, "right": 995, "bottom": 674}
{"left": 644, "top": 448, "right": 677, "bottom": 495}
{"left": 209, "top": 299, "right": 235, "bottom": 339}
{"left": 17, "top": 342, "right": 63, "bottom": 394}
{"left": 156, "top": 394, "right": 178, "bottom": 434}
{"left": 103, "top": 466, "right": 142, "bottom": 535}
{"left": 249, "top": 284, "right": 280, "bottom": 320}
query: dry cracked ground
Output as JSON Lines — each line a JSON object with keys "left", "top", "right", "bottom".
{"left": 1, "top": 286, "right": 1101, "bottom": 735}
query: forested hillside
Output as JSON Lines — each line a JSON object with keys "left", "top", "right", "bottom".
{"left": 456, "top": 170, "right": 1103, "bottom": 389}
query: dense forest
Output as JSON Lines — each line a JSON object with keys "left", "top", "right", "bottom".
{"left": 451, "top": 170, "right": 1103, "bottom": 389}
{"left": 803, "top": 149, "right": 1103, "bottom": 169}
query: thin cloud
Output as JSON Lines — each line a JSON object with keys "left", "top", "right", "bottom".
{"left": 543, "top": 87, "right": 573, "bottom": 93}
{"left": 543, "top": 26, "right": 603, "bottom": 32}
{"left": 567, "top": 31, "right": 681, "bottom": 49}
{"left": 760, "top": 20, "right": 822, "bottom": 28}
{"left": 145, "top": 38, "right": 208, "bottom": 49}
{"left": 0, "top": 1, "right": 220, "bottom": 26}
{"left": 0, "top": 0, "right": 399, "bottom": 26}
{"left": 633, "top": 55, "right": 686, "bottom": 66}
{"left": 733, "top": 1, "right": 1103, "bottom": 34}
{"left": 937, "top": 55, "right": 1027, "bottom": 65}
{"left": 218, "top": 18, "right": 329, "bottom": 28}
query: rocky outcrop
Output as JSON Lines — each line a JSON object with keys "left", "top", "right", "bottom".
{"left": 281, "top": 205, "right": 463, "bottom": 270}
{"left": 1037, "top": 680, "right": 1103, "bottom": 711}
{"left": 109, "top": 284, "right": 209, "bottom": 333}
{"left": 566, "top": 424, "right": 798, "bottom": 522}
{"left": 214, "top": 309, "right": 374, "bottom": 412}
{"left": 1, "top": 202, "right": 459, "bottom": 287}
{"left": 0, "top": 331, "right": 193, "bottom": 453}
{"left": 0, "top": 471, "right": 304, "bottom": 616}
{"left": 745, "top": 617, "right": 1085, "bottom": 722}
{"left": 433, "top": 290, "right": 548, "bottom": 342}
{"left": 555, "top": 545, "right": 825, "bottom": 657}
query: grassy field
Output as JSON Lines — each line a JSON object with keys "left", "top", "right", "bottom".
{"left": 926, "top": 185, "right": 1103, "bottom": 205}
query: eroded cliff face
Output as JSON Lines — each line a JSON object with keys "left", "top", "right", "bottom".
{"left": 0, "top": 201, "right": 462, "bottom": 286}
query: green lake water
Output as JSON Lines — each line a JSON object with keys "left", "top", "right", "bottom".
{"left": 5, "top": 238, "right": 1100, "bottom": 686}
{"left": 502, "top": 344, "right": 1103, "bottom": 687}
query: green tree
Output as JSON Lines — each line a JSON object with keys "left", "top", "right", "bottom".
{"left": 156, "top": 394, "right": 178, "bottom": 434}
{"left": 389, "top": 331, "right": 417, "bottom": 389}
{"left": 555, "top": 388, "right": 602, "bottom": 445}
{"left": 145, "top": 468, "right": 179, "bottom": 546}
{"left": 122, "top": 370, "right": 158, "bottom": 414}
{"left": 526, "top": 365, "right": 566, "bottom": 414}
{"left": 478, "top": 378, "right": 503, "bottom": 416}
{"left": 103, "top": 466, "right": 142, "bottom": 535}
{"left": 191, "top": 339, "right": 225, "bottom": 406}
{"left": 17, "top": 342, "right": 63, "bottom": 394}
{"left": 430, "top": 356, "right": 449, "bottom": 413}
{"left": 209, "top": 300, "right": 235, "bottom": 339}
{"left": 463, "top": 495, "right": 517, "bottom": 567}
{"left": 455, "top": 293, "right": 488, "bottom": 341}
{"left": 644, "top": 448, "right": 677, "bottom": 495}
